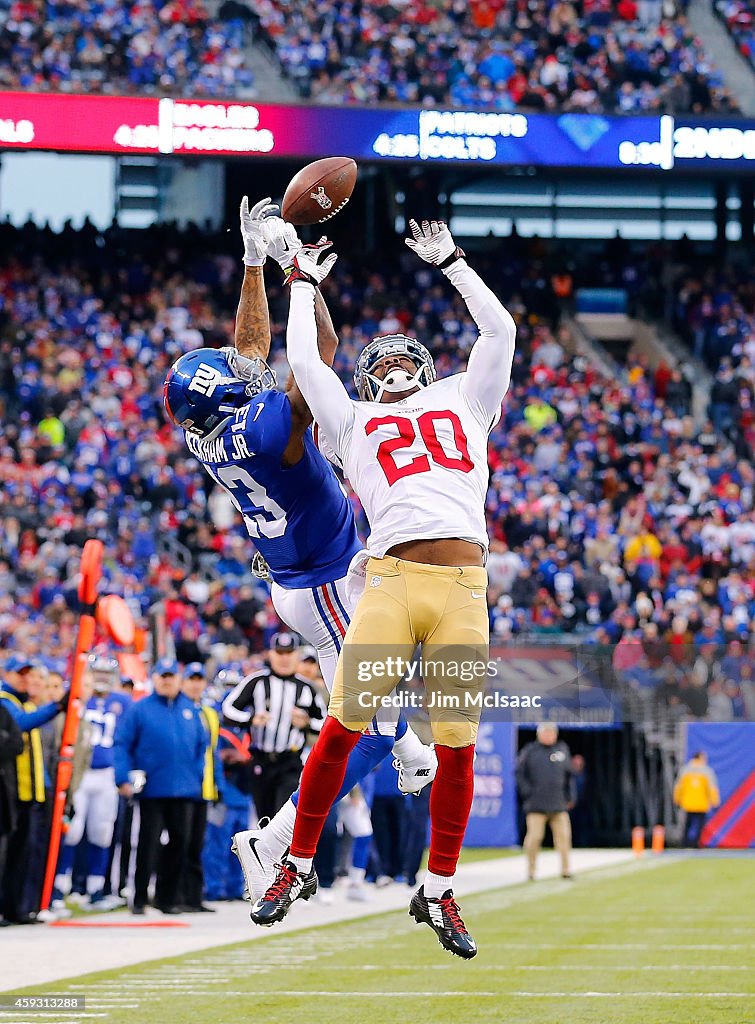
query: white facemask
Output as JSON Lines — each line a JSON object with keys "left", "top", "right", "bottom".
{"left": 365, "top": 363, "right": 427, "bottom": 403}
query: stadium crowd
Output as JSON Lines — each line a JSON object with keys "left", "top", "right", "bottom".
{"left": 0, "top": 0, "right": 740, "bottom": 113}
{"left": 714, "top": 0, "right": 755, "bottom": 71}
{"left": 0, "top": 0, "right": 253, "bottom": 97}
{"left": 671, "top": 257, "right": 755, "bottom": 449}
{"left": 254, "top": 0, "right": 739, "bottom": 113}
{"left": 0, "top": 217, "right": 752, "bottom": 725}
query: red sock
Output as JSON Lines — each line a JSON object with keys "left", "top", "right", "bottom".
{"left": 428, "top": 744, "right": 476, "bottom": 876}
{"left": 290, "top": 716, "right": 361, "bottom": 858}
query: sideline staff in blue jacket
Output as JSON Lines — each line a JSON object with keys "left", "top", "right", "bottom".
{"left": 114, "top": 658, "right": 204, "bottom": 915}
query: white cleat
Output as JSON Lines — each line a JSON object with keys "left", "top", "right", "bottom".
{"left": 394, "top": 744, "right": 438, "bottom": 795}
{"left": 231, "top": 828, "right": 280, "bottom": 904}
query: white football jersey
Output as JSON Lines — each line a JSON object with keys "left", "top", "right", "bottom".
{"left": 286, "top": 262, "right": 516, "bottom": 562}
{"left": 337, "top": 374, "right": 490, "bottom": 558}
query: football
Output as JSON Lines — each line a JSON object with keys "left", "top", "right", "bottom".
{"left": 281, "top": 156, "right": 358, "bottom": 225}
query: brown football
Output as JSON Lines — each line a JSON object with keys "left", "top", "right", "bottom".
{"left": 281, "top": 157, "right": 357, "bottom": 225}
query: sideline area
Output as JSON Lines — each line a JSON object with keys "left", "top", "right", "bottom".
{"left": 2, "top": 850, "right": 633, "bottom": 989}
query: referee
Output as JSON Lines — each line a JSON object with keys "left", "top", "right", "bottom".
{"left": 222, "top": 633, "right": 325, "bottom": 821}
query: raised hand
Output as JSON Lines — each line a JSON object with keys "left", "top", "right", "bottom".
{"left": 285, "top": 239, "right": 338, "bottom": 286}
{"left": 404, "top": 218, "right": 464, "bottom": 268}
{"left": 240, "top": 195, "right": 280, "bottom": 266}
{"left": 263, "top": 218, "right": 303, "bottom": 270}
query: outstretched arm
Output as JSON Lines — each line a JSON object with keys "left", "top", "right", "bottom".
{"left": 405, "top": 219, "right": 516, "bottom": 429}
{"left": 235, "top": 195, "right": 277, "bottom": 358}
{"left": 445, "top": 259, "right": 516, "bottom": 428}
{"left": 235, "top": 266, "right": 271, "bottom": 359}
{"left": 286, "top": 249, "right": 355, "bottom": 459}
{"left": 262, "top": 221, "right": 348, "bottom": 461}
{"left": 282, "top": 288, "right": 340, "bottom": 415}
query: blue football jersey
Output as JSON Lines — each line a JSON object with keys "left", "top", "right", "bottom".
{"left": 184, "top": 389, "right": 360, "bottom": 589}
{"left": 87, "top": 692, "right": 131, "bottom": 770}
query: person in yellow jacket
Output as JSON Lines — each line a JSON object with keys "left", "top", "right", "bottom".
{"left": 624, "top": 529, "right": 662, "bottom": 567}
{"left": 180, "top": 663, "right": 221, "bottom": 912}
{"left": 0, "top": 654, "right": 68, "bottom": 923}
{"left": 673, "top": 751, "right": 720, "bottom": 848}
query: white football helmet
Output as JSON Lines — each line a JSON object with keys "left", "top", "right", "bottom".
{"left": 353, "top": 334, "right": 436, "bottom": 403}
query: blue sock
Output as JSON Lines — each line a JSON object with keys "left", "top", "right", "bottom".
{"left": 57, "top": 844, "right": 75, "bottom": 874}
{"left": 351, "top": 834, "right": 371, "bottom": 871}
{"left": 395, "top": 716, "right": 408, "bottom": 740}
{"left": 88, "top": 844, "right": 109, "bottom": 880}
{"left": 291, "top": 732, "right": 393, "bottom": 809}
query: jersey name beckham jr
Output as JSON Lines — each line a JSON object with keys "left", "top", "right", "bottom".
{"left": 184, "top": 388, "right": 358, "bottom": 589}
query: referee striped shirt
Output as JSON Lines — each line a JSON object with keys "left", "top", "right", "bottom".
{"left": 222, "top": 668, "right": 326, "bottom": 754}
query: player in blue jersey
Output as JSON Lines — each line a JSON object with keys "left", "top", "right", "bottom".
{"left": 55, "top": 656, "right": 131, "bottom": 907}
{"left": 163, "top": 197, "right": 436, "bottom": 906}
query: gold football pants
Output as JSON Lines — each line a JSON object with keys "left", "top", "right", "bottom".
{"left": 330, "top": 555, "right": 489, "bottom": 747}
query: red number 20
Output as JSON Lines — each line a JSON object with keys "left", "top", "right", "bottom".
{"left": 365, "top": 410, "right": 473, "bottom": 486}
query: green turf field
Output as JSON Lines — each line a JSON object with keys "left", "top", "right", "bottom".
{"left": 10, "top": 858, "right": 754, "bottom": 1024}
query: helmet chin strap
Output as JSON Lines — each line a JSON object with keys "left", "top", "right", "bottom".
{"left": 366, "top": 364, "right": 427, "bottom": 402}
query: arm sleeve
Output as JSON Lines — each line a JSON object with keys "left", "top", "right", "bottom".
{"left": 5, "top": 700, "right": 60, "bottom": 732}
{"left": 296, "top": 682, "right": 326, "bottom": 735}
{"left": 444, "top": 259, "right": 517, "bottom": 429}
{"left": 286, "top": 282, "right": 355, "bottom": 459}
{"left": 566, "top": 760, "right": 577, "bottom": 805}
{"left": 515, "top": 746, "right": 531, "bottom": 798}
{"left": 313, "top": 422, "right": 344, "bottom": 470}
{"left": 310, "top": 688, "right": 327, "bottom": 734}
{"left": 197, "top": 716, "right": 207, "bottom": 782}
{"left": 221, "top": 676, "right": 258, "bottom": 725}
{"left": 113, "top": 705, "right": 136, "bottom": 787}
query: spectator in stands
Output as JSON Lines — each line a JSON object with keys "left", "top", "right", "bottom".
{"left": 253, "top": 0, "right": 737, "bottom": 113}
{"left": 0, "top": 0, "right": 254, "bottom": 98}
{"left": 673, "top": 750, "right": 720, "bottom": 847}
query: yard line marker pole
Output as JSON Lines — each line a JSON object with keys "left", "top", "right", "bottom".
{"left": 40, "top": 539, "right": 104, "bottom": 914}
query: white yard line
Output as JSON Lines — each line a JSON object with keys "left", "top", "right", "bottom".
{"left": 1, "top": 849, "right": 635, "bottom": 990}
{"left": 111, "top": 990, "right": 749, "bottom": 999}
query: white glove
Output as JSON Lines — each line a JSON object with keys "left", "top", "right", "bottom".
{"left": 240, "top": 195, "right": 279, "bottom": 266}
{"left": 404, "top": 218, "right": 463, "bottom": 268}
{"left": 285, "top": 239, "right": 337, "bottom": 286}
{"left": 263, "top": 218, "right": 302, "bottom": 270}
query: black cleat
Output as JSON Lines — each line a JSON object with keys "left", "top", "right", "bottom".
{"left": 409, "top": 886, "right": 477, "bottom": 959}
{"left": 249, "top": 860, "right": 317, "bottom": 927}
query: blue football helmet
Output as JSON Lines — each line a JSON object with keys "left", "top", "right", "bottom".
{"left": 163, "top": 347, "right": 277, "bottom": 441}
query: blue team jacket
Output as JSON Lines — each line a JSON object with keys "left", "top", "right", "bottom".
{"left": 114, "top": 692, "right": 205, "bottom": 799}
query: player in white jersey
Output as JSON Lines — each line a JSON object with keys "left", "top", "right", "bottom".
{"left": 250, "top": 219, "right": 516, "bottom": 958}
